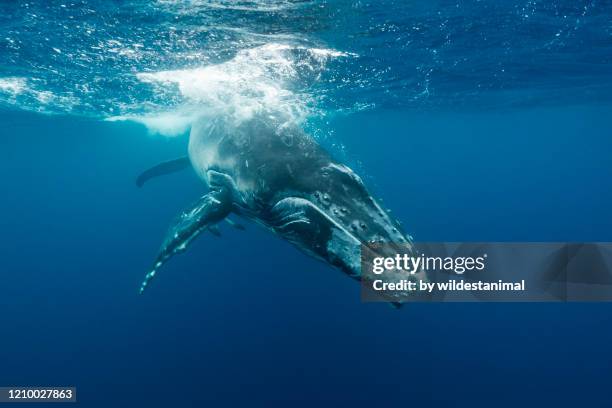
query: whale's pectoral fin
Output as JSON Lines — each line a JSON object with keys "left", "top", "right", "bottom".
{"left": 136, "top": 156, "right": 191, "bottom": 187}
{"left": 139, "top": 188, "right": 232, "bottom": 293}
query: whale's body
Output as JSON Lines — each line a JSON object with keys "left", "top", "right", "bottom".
{"left": 139, "top": 115, "right": 422, "bottom": 303}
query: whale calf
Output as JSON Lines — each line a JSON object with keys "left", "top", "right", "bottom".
{"left": 138, "top": 115, "right": 424, "bottom": 304}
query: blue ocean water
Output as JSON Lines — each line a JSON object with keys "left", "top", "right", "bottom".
{"left": 1, "top": 1, "right": 612, "bottom": 407}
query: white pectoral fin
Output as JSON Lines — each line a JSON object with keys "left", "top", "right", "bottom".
{"left": 140, "top": 188, "right": 232, "bottom": 293}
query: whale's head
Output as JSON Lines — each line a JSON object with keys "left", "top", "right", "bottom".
{"left": 269, "top": 160, "right": 427, "bottom": 302}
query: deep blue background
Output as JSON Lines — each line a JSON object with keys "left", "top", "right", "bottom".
{"left": 1, "top": 105, "right": 612, "bottom": 407}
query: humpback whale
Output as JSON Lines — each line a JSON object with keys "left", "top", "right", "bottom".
{"left": 138, "top": 115, "right": 425, "bottom": 304}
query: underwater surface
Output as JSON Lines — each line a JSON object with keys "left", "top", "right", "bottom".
{"left": 1, "top": 0, "right": 612, "bottom": 406}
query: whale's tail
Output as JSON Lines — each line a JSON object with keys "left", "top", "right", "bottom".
{"left": 136, "top": 156, "right": 191, "bottom": 187}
